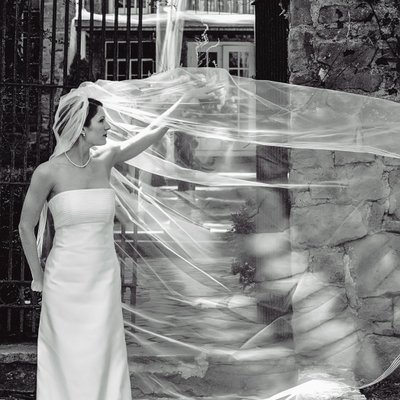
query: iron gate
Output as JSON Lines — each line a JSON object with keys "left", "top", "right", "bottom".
{"left": 0, "top": 0, "right": 145, "bottom": 342}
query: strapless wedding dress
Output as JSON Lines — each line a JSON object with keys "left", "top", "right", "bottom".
{"left": 36, "top": 188, "right": 132, "bottom": 400}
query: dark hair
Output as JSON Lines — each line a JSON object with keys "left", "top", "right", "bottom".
{"left": 84, "top": 98, "right": 103, "bottom": 128}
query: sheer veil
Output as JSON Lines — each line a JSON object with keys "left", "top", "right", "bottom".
{"left": 36, "top": 1, "right": 400, "bottom": 398}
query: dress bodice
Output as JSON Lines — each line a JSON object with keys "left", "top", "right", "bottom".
{"left": 48, "top": 188, "right": 115, "bottom": 230}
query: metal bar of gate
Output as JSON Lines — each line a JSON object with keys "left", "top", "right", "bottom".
{"left": 63, "top": 0, "right": 70, "bottom": 84}
{"left": 113, "top": 0, "right": 119, "bottom": 81}
{"left": 89, "top": 0, "right": 94, "bottom": 80}
{"left": 138, "top": 0, "right": 143, "bottom": 79}
{"left": 20, "top": 0, "right": 33, "bottom": 334}
{"left": 126, "top": 0, "right": 132, "bottom": 80}
{"left": 48, "top": 0, "right": 58, "bottom": 154}
{"left": 101, "top": 0, "right": 106, "bottom": 79}
{"left": 77, "top": 0, "right": 83, "bottom": 82}
{"left": 36, "top": 0, "right": 45, "bottom": 166}
{"left": 7, "top": 1, "right": 19, "bottom": 334}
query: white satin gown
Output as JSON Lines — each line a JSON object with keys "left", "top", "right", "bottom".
{"left": 36, "top": 188, "right": 132, "bottom": 400}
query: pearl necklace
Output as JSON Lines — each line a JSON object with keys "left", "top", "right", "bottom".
{"left": 64, "top": 151, "right": 91, "bottom": 168}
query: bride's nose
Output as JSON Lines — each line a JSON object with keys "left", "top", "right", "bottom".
{"left": 104, "top": 121, "right": 111, "bottom": 130}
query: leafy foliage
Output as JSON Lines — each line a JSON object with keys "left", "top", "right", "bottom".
{"left": 229, "top": 200, "right": 257, "bottom": 290}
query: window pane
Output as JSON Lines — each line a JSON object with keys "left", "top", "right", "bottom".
{"left": 106, "top": 60, "right": 114, "bottom": 75}
{"left": 118, "top": 61, "right": 127, "bottom": 75}
{"left": 229, "top": 52, "right": 238, "bottom": 68}
{"left": 229, "top": 69, "right": 238, "bottom": 76}
{"left": 143, "top": 42, "right": 156, "bottom": 58}
{"left": 208, "top": 51, "right": 218, "bottom": 67}
{"left": 118, "top": 42, "right": 127, "bottom": 58}
{"left": 239, "top": 52, "right": 249, "bottom": 68}
{"left": 130, "top": 42, "right": 138, "bottom": 57}
{"left": 197, "top": 52, "right": 207, "bottom": 67}
{"left": 131, "top": 60, "right": 138, "bottom": 76}
{"left": 143, "top": 60, "right": 154, "bottom": 76}
{"left": 106, "top": 43, "right": 114, "bottom": 59}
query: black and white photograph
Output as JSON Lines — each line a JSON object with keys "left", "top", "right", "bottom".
{"left": 1, "top": 0, "right": 400, "bottom": 399}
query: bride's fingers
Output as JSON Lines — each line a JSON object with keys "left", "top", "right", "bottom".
{"left": 31, "top": 280, "right": 43, "bottom": 292}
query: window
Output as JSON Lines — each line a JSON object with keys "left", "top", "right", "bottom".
{"left": 223, "top": 46, "right": 253, "bottom": 77}
{"left": 110, "top": 0, "right": 151, "bottom": 14}
{"left": 187, "top": 42, "right": 255, "bottom": 78}
{"left": 105, "top": 41, "right": 156, "bottom": 80}
{"left": 197, "top": 51, "right": 219, "bottom": 68}
{"left": 186, "top": 41, "right": 256, "bottom": 157}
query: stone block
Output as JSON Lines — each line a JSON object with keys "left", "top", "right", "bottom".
{"left": 360, "top": 335, "right": 400, "bottom": 380}
{"left": 318, "top": 5, "right": 348, "bottom": 25}
{"left": 384, "top": 157, "right": 400, "bottom": 166}
{"left": 288, "top": 28, "right": 314, "bottom": 73}
{"left": 291, "top": 203, "right": 369, "bottom": 248}
{"left": 294, "top": 315, "right": 359, "bottom": 356}
{"left": 325, "top": 69, "right": 383, "bottom": 92}
{"left": 335, "top": 162, "right": 388, "bottom": 202}
{"left": 309, "top": 185, "right": 344, "bottom": 201}
{"left": 388, "top": 169, "right": 400, "bottom": 187}
{"left": 309, "top": 247, "right": 345, "bottom": 285}
{"left": 292, "top": 272, "right": 348, "bottom": 314}
{"left": 290, "top": 149, "right": 334, "bottom": 169}
{"left": 372, "top": 322, "right": 394, "bottom": 336}
{"left": 346, "top": 232, "right": 400, "bottom": 298}
{"left": 350, "top": 3, "right": 374, "bottom": 22}
{"left": 290, "top": 71, "right": 320, "bottom": 86}
{"left": 358, "top": 297, "right": 392, "bottom": 322}
{"left": 393, "top": 297, "right": 400, "bottom": 334}
{"left": 344, "top": 254, "right": 361, "bottom": 310}
{"left": 368, "top": 201, "right": 385, "bottom": 233}
{"left": 316, "top": 25, "right": 348, "bottom": 41}
{"left": 317, "top": 42, "right": 376, "bottom": 69}
{"left": 334, "top": 151, "right": 375, "bottom": 166}
{"left": 383, "top": 217, "right": 400, "bottom": 233}
{"left": 291, "top": 191, "right": 328, "bottom": 207}
{"left": 289, "top": 166, "right": 336, "bottom": 186}
{"left": 256, "top": 251, "right": 308, "bottom": 281}
{"left": 388, "top": 169, "right": 400, "bottom": 218}
{"left": 290, "top": 0, "right": 313, "bottom": 26}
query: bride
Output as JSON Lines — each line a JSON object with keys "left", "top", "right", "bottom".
{"left": 17, "top": 87, "right": 197, "bottom": 399}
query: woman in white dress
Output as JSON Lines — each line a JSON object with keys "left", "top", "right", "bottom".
{"left": 18, "top": 89, "right": 185, "bottom": 400}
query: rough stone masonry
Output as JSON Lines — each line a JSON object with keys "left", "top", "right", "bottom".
{"left": 287, "top": 0, "right": 400, "bottom": 384}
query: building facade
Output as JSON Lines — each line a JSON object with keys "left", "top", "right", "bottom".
{"left": 80, "top": 0, "right": 255, "bottom": 81}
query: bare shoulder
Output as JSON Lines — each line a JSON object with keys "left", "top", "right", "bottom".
{"left": 30, "top": 161, "right": 55, "bottom": 192}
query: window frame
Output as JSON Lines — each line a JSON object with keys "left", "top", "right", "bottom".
{"left": 104, "top": 40, "right": 156, "bottom": 80}
{"left": 186, "top": 41, "right": 255, "bottom": 77}
{"left": 108, "top": 0, "right": 151, "bottom": 14}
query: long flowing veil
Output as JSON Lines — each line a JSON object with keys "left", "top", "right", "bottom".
{"left": 38, "top": 1, "right": 400, "bottom": 398}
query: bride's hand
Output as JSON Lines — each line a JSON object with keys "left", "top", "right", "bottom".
{"left": 31, "top": 278, "right": 43, "bottom": 293}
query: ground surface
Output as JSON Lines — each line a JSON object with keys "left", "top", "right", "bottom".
{"left": 361, "top": 376, "right": 400, "bottom": 400}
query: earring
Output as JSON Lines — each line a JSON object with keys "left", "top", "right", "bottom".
{"left": 82, "top": 131, "right": 86, "bottom": 137}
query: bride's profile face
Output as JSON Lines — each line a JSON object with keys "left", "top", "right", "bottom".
{"left": 83, "top": 106, "right": 111, "bottom": 146}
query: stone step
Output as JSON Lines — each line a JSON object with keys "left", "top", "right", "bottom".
{"left": 0, "top": 345, "right": 368, "bottom": 400}
{"left": 0, "top": 344, "right": 298, "bottom": 399}
{"left": 0, "top": 344, "right": 36, "bottom": 399}
{"left": 128, "top": 347, "right": 299, "bottom": 399}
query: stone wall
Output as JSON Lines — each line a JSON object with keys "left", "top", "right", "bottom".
{"left": 289, "top": 0, "right": 400, "bottom": 98}
{"left": 288, "top": 0, "right": 400, "bottom": 380}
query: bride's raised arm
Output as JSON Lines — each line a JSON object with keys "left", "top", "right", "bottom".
{"left": 106, "top": 93, "right": 185, "bottom": 166}
{"left": 103, "top": 83, "right": 219, "bottom": 166}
